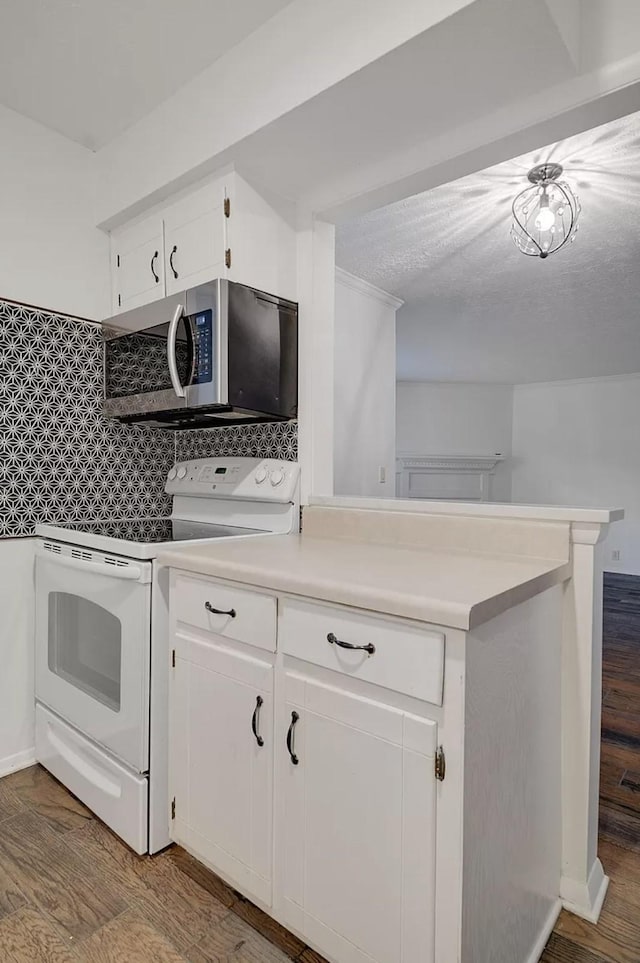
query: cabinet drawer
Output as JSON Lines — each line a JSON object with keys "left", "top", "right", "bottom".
{"left": 36, "top": 703, "right": 148, "bottom": 855}
{"left": 279, "top": 598, "right": 444, "bottom": 705}
{"left": 172, "top": 574, "right": 276, "bottom": 652}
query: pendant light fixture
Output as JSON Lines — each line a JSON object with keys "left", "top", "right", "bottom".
{"left": 511, "top": 163, "right": 580, "bottom": 258}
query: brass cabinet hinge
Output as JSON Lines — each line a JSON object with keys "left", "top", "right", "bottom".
{"left": 171, "top": 798, "right": 176, "bottom": 820}
{"left": 435, "top": 746, "right": 446, "bottom": 782}
{"left": 224, "top": 197, "right": 230, "bottom": 218}
{"left": 171, "top": 649, "right": 176, "bottom": 668}
{"left": 225, "top": 248, "right": 232, "bottom": 269}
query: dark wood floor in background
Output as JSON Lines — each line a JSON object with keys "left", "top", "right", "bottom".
{"left": 542, "top": 572, "right": 640, "bottom": 963}
{"left": 2, "top": 573, "right": 640, "bottom": 961}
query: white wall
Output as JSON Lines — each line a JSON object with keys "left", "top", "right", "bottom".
{"left": 0, "top": 108, "right": 109, "bottom": 774}
{"left": 512, "top": 376, "right": 640, "bottom": 575}
{"left": 0, "top": 104, "right": 109, "bottom": 320}
{"left": 0, "top": 540, "right": 35, "bottom": 775}
{"left": 396, "top": 382, "right": 514, "bottom": 501}
{"left": 334, "top": 270, "right": 401, "bottom": 497}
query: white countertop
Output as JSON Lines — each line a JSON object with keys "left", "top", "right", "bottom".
{"left": 310, "top": 495, "right": 624, "bottom": 525}
{"left": 158, "top": 533, "right": 571, "bottom": 631}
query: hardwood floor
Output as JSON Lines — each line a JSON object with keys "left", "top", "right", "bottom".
{"left": 1, "top": 572, "right": 639, "bottom": 962}
{"left": 542, "top": 572, "right": 640, "bottom": 963}
{"left": 0, "top": 765, "right": 320, "bottom": 962}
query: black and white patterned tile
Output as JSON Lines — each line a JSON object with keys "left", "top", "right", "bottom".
{"left": 175, "top": 421, "right": 298, "bottom": 463}
{"left": 0, "top": 299, "right": 298, "bottom": 539}
{"left": 0, "top": 300, "right": 174, "bottom": 538}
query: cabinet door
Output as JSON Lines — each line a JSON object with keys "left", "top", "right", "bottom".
{"left": 171, "top": 631, "right": 273, "bottom": 905}
{"left": 226, "top": 173, "right": 297, "bottom": 301}
{"left": 281, "top": 672, "right": 437, "bottom": 963}
{"left": 163, "top": 180, "right": 227, "bottom": 295}
{"left": 111, "top": 214, "right": 165, "bottom": 313}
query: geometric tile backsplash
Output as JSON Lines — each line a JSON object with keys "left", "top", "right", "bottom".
{"left": 176, "top": 421, "right": 298, "bottom": 463}
{"left": 0, "top": 299, "right": 298, "bottom": 538}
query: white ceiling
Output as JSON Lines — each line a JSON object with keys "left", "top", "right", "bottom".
{"left": 336, "top": 111, "right": 640, "bottom": 385}
{"left": 232, "top": 0, "right": 576, "bottom": 210}
{"left": 0, "top": 0, "right": 293, "bottom": 149}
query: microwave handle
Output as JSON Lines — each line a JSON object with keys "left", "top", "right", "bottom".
{"left": 167, "top": 303, "right": 186, "bottom": 399}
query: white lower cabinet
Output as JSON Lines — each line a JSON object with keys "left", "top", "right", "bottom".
{"left": 169, "top": 573, "right": 563, "bottom": 963}
{"left": 280, "top": 671, "right": 437, "bottom": 963}
{"left": 170, "top": 630, "right": 274, "bottom": 906}
{"left": 169, "top": 575, "right": 440, "bottom": 963}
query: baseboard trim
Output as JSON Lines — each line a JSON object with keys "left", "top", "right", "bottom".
{"left": 0, "top": 747, "right": 36, "bottom": 779}
{"left": 561, "top": 858, "right": 610, "bottom": 923}
{"left": 525, "top": 899, "right": 562, "bottom": 963}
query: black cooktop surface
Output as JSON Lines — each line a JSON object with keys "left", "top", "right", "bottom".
{"left": 53, "top": 518, "right": 265, "bottom": 543}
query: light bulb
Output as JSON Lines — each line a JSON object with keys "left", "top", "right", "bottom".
{"left": 535, "top": 204, "right": 555, "bottom": 232}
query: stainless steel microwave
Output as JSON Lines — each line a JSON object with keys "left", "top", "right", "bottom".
{"left": 102, "top": 280, "right": 298, "bottom": 428}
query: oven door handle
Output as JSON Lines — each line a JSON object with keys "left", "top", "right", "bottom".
{"left": 167, "top": 303, "right": 186, "bottom": 399}
{"left": 36, "top": 548, "right": 144, "bottom": 581}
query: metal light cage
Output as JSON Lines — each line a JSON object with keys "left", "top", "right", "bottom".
{"left": 511, "top": 163, "right": 580, "bottom": 259}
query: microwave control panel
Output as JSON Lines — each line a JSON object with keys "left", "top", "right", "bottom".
{"left": 192, "top": 309, "right": 213, "bottom": 384}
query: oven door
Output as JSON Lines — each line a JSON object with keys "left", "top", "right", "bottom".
{"left": 35, "top": 541, "right": 152, "bottom": 772}
{"left": 102, "top": 283, "right": 225, "bottom": 420}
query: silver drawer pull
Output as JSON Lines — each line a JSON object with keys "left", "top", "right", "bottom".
{"left": 327, "top": 632, "right": 375, "bottom": 656}
{"left": 205, "top": 601, "right": 236, "bottom": 618}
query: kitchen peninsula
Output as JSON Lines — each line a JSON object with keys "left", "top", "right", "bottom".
{"left": 159, "top": 498, "right": 622, "bottom": 963}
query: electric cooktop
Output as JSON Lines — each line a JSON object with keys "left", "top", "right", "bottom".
{"left": 53, "top": 518, "right": 265, "bottom": 543}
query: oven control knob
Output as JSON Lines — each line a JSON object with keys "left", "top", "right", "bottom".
{"left": 168, "top": 467, "right": 178, "bottom": 481}
{"left": 255, "top": 467, "right": 268, "bottom": 484}
{"left": 270, "top": 468, "right": 285, "bottom": 487}
{"left": 176, "top": 465, "right": 187, "bottom": 480}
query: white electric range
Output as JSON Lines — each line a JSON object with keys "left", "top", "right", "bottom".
{"left": 34, "top": 457, "right": 299, "bottom": 855}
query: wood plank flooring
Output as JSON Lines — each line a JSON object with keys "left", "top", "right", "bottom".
{"left": 0, "top": 764, "right": 320, "bottom": 962}
{"left": 2, "top": 571, "right": 640, "bottom": 962}
{"left": 542, "top": 572, "right": 640, "bottom": 963}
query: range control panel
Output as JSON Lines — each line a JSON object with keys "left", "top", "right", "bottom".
{"left": 165, "top": 457, "right": 300, "bottom": 502}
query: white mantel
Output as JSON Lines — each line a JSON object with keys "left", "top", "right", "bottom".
{"left": 396, "top": 453, "right": 506, "bottom": 501}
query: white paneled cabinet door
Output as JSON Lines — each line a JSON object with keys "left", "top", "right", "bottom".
{"left": 171, "top": 632, "right": 274, "bottom": 906}
{"left": 163, "top": 179, "right": 227, "bottom": 295}
{"left": 111, "top": 214, "right": 165, "bottom": 313}
{"left": 281, "top": 672, "right": 438, "bottom": 963}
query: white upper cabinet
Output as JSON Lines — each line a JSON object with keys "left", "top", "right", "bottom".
{"left": 163, "top": 179, "right": 228, "bottom": 296}
{"left": 109, "top": 172, "right": 296, "bottom": 316}
{"left": 110, "top": 213, "right": 165, "bottom": 313}
{"left": 225, "top": 176, "right": 297, "bottom": 301}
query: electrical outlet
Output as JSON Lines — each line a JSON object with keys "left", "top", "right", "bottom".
{"left": 378, "top": 466, "right": 386, "bottom": 484}
{"left": 611, "top": 550, "right": 621, "bottom": 562}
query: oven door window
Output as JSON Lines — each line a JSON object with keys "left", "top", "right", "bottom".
{"left": 48, "top": 593, "right": 122, "bottom": 712}
{"left": 104, "top": 315, "right": 202, "bottom": 400}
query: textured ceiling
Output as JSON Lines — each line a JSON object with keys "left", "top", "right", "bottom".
{"left": 0, "top": 0, "right": 293, "bottom": 149}
{"left": 336, "top": 111, "right": 640, "bottom": 384}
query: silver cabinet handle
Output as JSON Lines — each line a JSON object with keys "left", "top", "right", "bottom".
{"left": 327, "top": 632, "right": 375, "bottom": 656}
{"left": 167, "top": 303, "right": 186, "bottom": 399}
